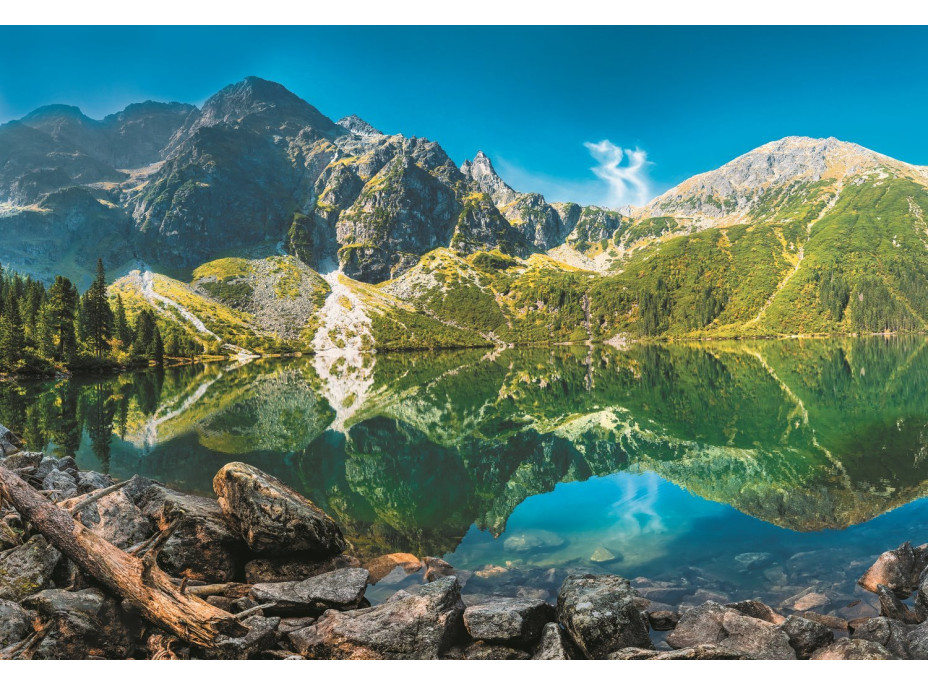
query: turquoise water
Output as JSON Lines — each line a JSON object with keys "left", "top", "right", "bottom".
{"left": 5, "top": 337, "right": 928, "bottom": 612}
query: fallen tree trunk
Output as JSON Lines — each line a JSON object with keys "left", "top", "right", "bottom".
{"left": 0, "top": 463, "right": 247, "bottom": 648}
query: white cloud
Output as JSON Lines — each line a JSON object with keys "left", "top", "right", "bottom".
{"left": 492, "top": 140, "right": 655, "bottom": 210}
{"left": 583, "top": 140, "right": 652, "bottom": 208}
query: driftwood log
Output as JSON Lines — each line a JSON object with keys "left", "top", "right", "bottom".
{"left": 0, "top": 462, "right": 247, "bottom": 647}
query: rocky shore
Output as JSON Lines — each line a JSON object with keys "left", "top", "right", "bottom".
{"left": 1, "top": 426, "right": 928, "bottom": 660}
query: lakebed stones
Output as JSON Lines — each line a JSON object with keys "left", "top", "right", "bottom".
{"left": 290, "top": 576, "right": 466, "bottom": 659}
{"left": 810, "top": 638, "right": 896, "bottom": 660}
{"left": 502, "top": 530, "right": 564, "bottom": 554}
{"left": 556, "top": 574, "right": 653, "bottom": 658}
{"left": 667, "top": 601, "right": 796, "bottom": 659}
{"left": 364, "top": 552, "right": 423, "bottom": 584}
{"left": 0, "top": 534, "right": 61, "bottom": 601}
{"left": 213, "top": 462, "right": 346, "bottom": 558}
{"left": 249, "top": 568, "right": 369, "bottom": 616}
{"left": 463, "top": 597, "right": 553, "bottom": 646}
{"left": 725, "top": 599, "right": 786, "bottom": 625}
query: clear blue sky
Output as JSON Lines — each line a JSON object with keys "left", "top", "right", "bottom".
{"left": 2, "top": 26, "right": 927, "bottom": 207}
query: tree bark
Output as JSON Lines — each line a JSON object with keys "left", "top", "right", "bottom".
{"left": 0, "top": 463, "right": 247, "bottom": 647}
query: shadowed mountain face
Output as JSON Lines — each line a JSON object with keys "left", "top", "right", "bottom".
{"left": 4, "top": 337, "right": 928, "bottom": 558}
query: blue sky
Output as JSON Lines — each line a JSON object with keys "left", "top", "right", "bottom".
{"left": 2, "top": 26, "right": 927, "bottom": 207}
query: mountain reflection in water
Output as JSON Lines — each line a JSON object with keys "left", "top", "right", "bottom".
{"left": 4, "top": 337, "right": 928, "bottom": 608}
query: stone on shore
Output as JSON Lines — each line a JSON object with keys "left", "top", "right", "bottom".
{"left": 249, "top": 568, "right": 369, "bottom": 616}
{"left": 41, "top": 468, "right": 78, "bottom": 501}
{"left": 810, "top": 637, "right": 896, "bottom": 660}
{"left": 22, "top": 587, "right": 134, "bottom": 659}
{"left": 647, "top": 609, "right": 681, "bottom": 631}
{"left": 136, "top": 482, "right": 242, "bottom": 582}
{"left": 532, "top": 622, "right": 580, "bottom": 659}
{"left": 726, "top": 599, "right": 786, "bottom": 625}
{"left": 0, "top": 598, "right": 34, "bottom": 646}
{"left": 0, "top": 423, "right": 23, "bottom": 456}
{"left": 556, "top": 574, "right": 653, "bottom": 659}
{"left": 245, "top": 554, "right": 361, "bottom": 584}
{"left": 858, "top": 542, "right": 927, "bottom": 598}
{"left": 201, "top": 615, "right": 281, "bottom": 660}
{"left": 667, "top": 601, "right": 796, "bottom": 659}
{"left": 609, "top": 645, "right": 746, "bottom": 660}
{"left": 213, "top": 462, "right": 346, "bottom": 558}
{"left": 904, "top": 621, "right": 928, "bottom": 659}
{"left": 0, "top": 535, "right": 61, "bottom": 601}
{"left": 64, "top": 488, "right": 152, "bottom": 550}
{"left": 463, "top": 597, "right": 553, "bottom": 646}
{"left": 365, "top": 553, "right": 423, "bottom": 584}
{"left": 780, "top": 615, "right": 834, "bottom": 658}
{"left": 290, "top": 576, "right": 465, "bottom": 659}
{"left": 852, "top": 617, "right": 913, "bottom": 658}
{"left": 876, "top": 583, "right": 921, "bottom": 623}
{"left": 463, "top": 641, "right": 531, "bottom": 660}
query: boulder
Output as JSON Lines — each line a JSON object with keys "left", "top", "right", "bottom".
{"left": 34, "top": 456, "right": 59, "bottom": 481}
{"left": 365, "top": 553, "right": 423, "bottom": 584}
{"left": 858, "top": 542, "right": 926, "bottom": 598}
{"left": 556, "top": 574, "right": 652, "bottom": 659}
{"left": 726, "top": 599, "right": 786, "bottom": 625}
{"left": 609, "top": 645, "right": 746, "bottom": 660}
{"left": 75, "top": 470, "right": 114, "bottom": 494}
{"left": 904, "top": 621, "right": 928, "bottom": 659}
{"left": 136, "top": 482, "right": 242, "bottom": 582}
{"left": 0, "top": 423, "right": 23, "bottom": 456}
{"left": 667, "top": 601, "right": 795, "bottom": 659}
{"left": 249, "top": 568, "right": 369, "bottom": 616}
{"left": 875, "top": 583, "right": 920, "bottom": 623}
{"left": 423, "top": 557, "right": 456, "bottom": 582}
{"left": 0, "top": 599, "right": 34, "bottom": 647}
{"left": 532, "top": 622, "right": 580, "bottom": 659}
{"left": 780, "top": 615, "right": 834, "bottom": 658}
{"left": 290, "top": 576, "right": 466, "bottom": 659}
{"left": 66, "top": 489, "right": 152, "bottom": 550}
{"left": 647, "top": 609, "right": 681, "bottom": 631}
{"left": 22, "top": 587, "right": 134, "bottom": 659}
{"left": 794, "top": 610, "right": 848, "bottom": 632}
{"left": 213, "top": 462, "right": 345, "bottom": 558}
{"left": 810, "top": 637, "right": 896, "bottom": 660}
{"left": 915, "top": 567, "right": 928, "bottom": 621}
{"left": 852, "top": 617, "right": 913, "bottom": 659}
{"left": 245, "top": 554, "right": 361, "bottom": 584}
{"left": 463, "top": 597, "right": 553, "bottom": 646}
{"left": 463, "top": 641, "right": 530, "bottom": 659}
{"left": 201, "top": 615, "right": 281, "bottom": 660}
{"left": 0, "top": 535, "right": 61, "bottom": 601}
{"left": 2, "top": 451, "right": 41, "bottom": 471}
{"left": 41, "top": 468, "right": 77, "bottom": 501}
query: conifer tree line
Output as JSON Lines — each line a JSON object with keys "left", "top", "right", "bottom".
{"left": 0, "top": 258, "right": 201, "bottom": 374}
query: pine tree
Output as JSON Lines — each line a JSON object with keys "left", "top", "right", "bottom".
{"left": 152, "top": 327, "right": 164, "bottom": 366}
{"left": 46, "top": 276, "right": 79, "bottom": 363}
{"left": 83, "top": 258, "right": 113, "bottom": 357}
{"left": 0, "top": 294, "right": 25, "bottom": 371}
{"left": 114, "top": 294, "right": 133, "bottom": 345}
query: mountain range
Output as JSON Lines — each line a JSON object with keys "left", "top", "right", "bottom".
{"left": 3, "top": 76, "right": 928, "bottom": 353}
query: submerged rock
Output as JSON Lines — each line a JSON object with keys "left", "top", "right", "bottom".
{"left": 245, "top": 554, "right": 361, "bottom": 584}
{"left": 532, "top": 622, "right": 580, "bottom": 660}
{"left": 647, "top": 609, "right": 681, "bottom": 631}
{"left": 463, "top": 597, "right": 553, "bottom": 646}
{"left": 556, "top": 574, "right": 652, "bottom": 659}
{"left": 667, "top": 601, "right": 795, "bottom": 659}
{"left": 0, "top": 535, "right": 61, "bottom": 601}
{"left": 726, "top": 599, "right": 786, "bottom": 625}
{"left": 290, "top": 576, "right": 465, "bottom": 659}
{"left": 780, "top": 615, "right": 834, "bottom": 658}
{"left": 365, "top": 553, "right": 423, "bottom": 584}
{"left": 213, "top": 462, "right": 346, "bottom": 558}
{"left": 249, "top": 568, "right": 369, "bottom": 616}
{"left": 810, "top": 637, "right": 896, "bottom": 660}
{"left": 502, "top": 530, "right": 564, "bottom": 553}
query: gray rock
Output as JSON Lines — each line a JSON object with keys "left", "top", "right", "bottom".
{"left": 213, "top": 462, "right": 345, "bottom": 557}
{"left": 0, "top": 424, "right": 23, "bottom": 457}
{"left": 502, "top": 530, "right": 564, "bottom": 553}
{"left": 852, "top": 617, "right": 913, "bottom": 658}
{"left": 858, "top": 542, "right": 925, "bottom": 598}
{"left": 249, "top": 568, "right": 369, "bottom": 616}
{"left": 532, "top": 622, "right": 580, "bottom": 659}
{"left": 136, "top": 482, "right": 242, "bottom": 582}
{"left": 810, "top": 637, "right": 896, "bottom": 660}
{"left": 245, "top": 554, "right": 361, "bottom": 584}
{"left": 34, "top": 456, "right": 59, "bottom": 481}
{"left": 726, "top": 599, "right": 786, "bottom": 625}
{"left": 556, "top": 574, "right": 652, "bottom": 659}
{"left": 904, "top": 621, "right": 928, "bottom": 659}
{"left": 463, "top": 597, "right": 553, "bottom": 646}
{"left": 290, "top": 576, "right": 466, "bottom": 659}
{"left": 22, "top": 587, "right": 133, "bottom": 659}
{"left": 202, "top": 615, "right": 280, "bottom": 660}
{"left": 780, "top": 615, "right": 834, "bottom": 658}
{"left": 68, "top": 488, "right": 152, "bottom": 550}
{"left": 875, "top": 583, "right": 920, "bottom": 623}
{"left": 2, "top": 451, "right": 41, "bottom": 471}
{"left": 609, "top": 645, "right": 746, "bottom": 660}
{"left": 76, "top": 470, "right": 114, "bottom": 494}
{"left": 915, "top": 566, "right": 928, "bottom": 621}
{"left": 42, "top": 468, "right": 77, "bottom": 501}
{"left": 0, "top": 599, "right": 33, "bottom": 646}
{"left": 668, "top": 601, "right": 796, "bottom": 659}
{"left": 0, "top": 535, "right": 61, "bottom": 601}
{"left": 463, "top": 641, "right": 530, "bottom": 659}
{"left": 794, "top": 610, "right": 849, "bottom": 632}
{"left": 423, "top": 556, "right": 456, "bottom": 582}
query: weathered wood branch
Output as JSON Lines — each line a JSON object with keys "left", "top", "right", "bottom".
{"left": 0, "top": 463, "right": 247, "bottom": 648}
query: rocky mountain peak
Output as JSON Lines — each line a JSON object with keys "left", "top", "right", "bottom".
{"left": 336, "top": 114, "right": 382, "bottom": 137}
{"left": 460, "top": 151, "right": 520, "bottom": 206}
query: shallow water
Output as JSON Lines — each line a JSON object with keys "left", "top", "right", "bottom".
{"left": 5, "top": 336, "right": 928, "bottom": 614}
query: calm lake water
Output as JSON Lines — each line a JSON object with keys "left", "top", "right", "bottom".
{"left": 4, "top": 337, "right": 928, "bottom": 613}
